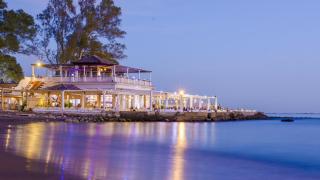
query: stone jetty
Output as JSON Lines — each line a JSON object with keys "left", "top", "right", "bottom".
{"left": 0, "top": 111, "right": 268, "bottom": 123}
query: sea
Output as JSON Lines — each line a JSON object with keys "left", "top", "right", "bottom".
{"left": 1, "top": 113, "right": 320, "bottom": 179}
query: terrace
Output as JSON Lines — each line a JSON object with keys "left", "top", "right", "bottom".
{"left": 31, "top": 55, "right": 153, "bottom": 88}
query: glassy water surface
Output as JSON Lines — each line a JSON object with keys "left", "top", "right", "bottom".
{"left": 1, "top": 117, "right": 320, "bottom": 179}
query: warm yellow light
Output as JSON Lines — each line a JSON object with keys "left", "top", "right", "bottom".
{"left": 179, "top": 90, "right": 185, "bottom": 96}
{"left": 36, "top": 62, "right": 42, "bottom": 67}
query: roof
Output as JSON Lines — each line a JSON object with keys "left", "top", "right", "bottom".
{"left": 115, "top": 65, "right": 152, "bottom": 73}
{"left": 43, "top": 84, "right": 81, "bottom": 91}
{"left": 72, "top": 55, "right": 118, "bottom": 66}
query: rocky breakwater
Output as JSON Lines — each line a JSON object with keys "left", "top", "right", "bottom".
{"left": 63, "top": 111, "right": 268, "bottom": 123}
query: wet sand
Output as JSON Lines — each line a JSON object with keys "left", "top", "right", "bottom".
{"left": 0, "top": 113, "right": 79, "bottom": 180}
{"left": 0, "top": 150, "right": 80, "bottom": 180}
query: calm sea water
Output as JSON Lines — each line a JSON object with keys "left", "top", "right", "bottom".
{"left": 1, "top": 114, "right": 320, "bottom": 179}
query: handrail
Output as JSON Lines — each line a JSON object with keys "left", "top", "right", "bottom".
{"left": 41, "top": 76, "right": 152, "bottom": 86}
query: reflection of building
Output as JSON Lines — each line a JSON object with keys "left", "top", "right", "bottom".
{"left": 0, "top": 56, "right": 218, "bottom": 113}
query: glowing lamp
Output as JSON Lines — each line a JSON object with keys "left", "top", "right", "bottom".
{"left": 179, "top": 90, "right": 185, "bottom": 96}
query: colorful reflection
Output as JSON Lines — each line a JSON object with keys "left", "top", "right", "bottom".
{"left": 1, "top": 122, "right": 216, "bottom": 179}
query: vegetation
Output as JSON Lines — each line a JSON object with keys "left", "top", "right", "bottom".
{"left": 0, "top": 0, "right": 125, "bottom": 82}
{"left": 37, "top": 0, "right": 126, "bottom": 64}
{"left": 0, "top": 0, "right": 37, "bottom": 83}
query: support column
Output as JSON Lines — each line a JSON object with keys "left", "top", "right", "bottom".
{"left": 61, "top": 91, "right": 65, "bottom": 112}
{"left": 75, "top": 65, "right": 79, "bottom": 80}
{"left": 83, "top": 65, "right": 86, "bottom": 81}
{"left": 1, "top": 89, "right": 4, "bottom": 111}
{"left": 115, "top": 94, "right": 120, "bottom": 112}
{"left": 144, "top": 95, "right": 147, "bottom": 109}
{"left": 90, "top": 68, "right": 93, "bottom": 78}
{"left": 189, "top": 96, "right": 193, "bottom": 110}
{"left": 131, "top": 95, "right": 136, "bottom": 109}
{"left": 113, "top": 66, "right": 116, "bottom": 77}
{"left": 149, "top": 91, "right": 153, "bottom": 111}
{"left": 126, "top": 68, "right": 129, "bottom": 78}
{"left": 31, "top": 65, "right": 35, "bottom": 80}
{"left": 138, "top": 70, "right": 141, "bottom": 80}
{"left": 47, "top": 92, "right": 50, "bottom": 107}
{"left": 112, "top": 94, "right": 116, "bottom": 110}
{"left": 81, "top": 92, "right": 85, "bottom": 109}
{"left": 59, "top": 65, "right": 63, "bottom": 82}
{"left": 214, "top": 96, "right": 218, "bottom": 110}
{"left": 97, "top": 66, "right": 101, "bottom": 81}
{"left": 157, "top": 96, "right": 162, "bottom": 109}
{"left": 121, "top": 94, "right": 127, "bottom": 111}
{"left": 179, "top": 95, "right": 183, "bottom": 112}
{"left": 97, "top": 93, "right": 101, "bottom": 108}
{"left": 207, "top": 97, "right": 211, "bottom": 111}
{"left": 102, "top": 91, "right": 106, "bottom": 110}
{"left": 165, "top": 94, "right": 169, "bottom": 110}
{"left": 199, "top": 98, "right": 202, "bottom": 110}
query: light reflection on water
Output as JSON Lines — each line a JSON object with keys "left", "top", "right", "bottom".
{"left": 2, "top": 122, "right": 216, "bottom": 180}
{"left": 3, "top": 120, "right": 320, "bottom": 180}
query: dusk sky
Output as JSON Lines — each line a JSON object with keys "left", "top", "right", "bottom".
{"left": 8, "top": 0, "right": 320, "bottom": 113}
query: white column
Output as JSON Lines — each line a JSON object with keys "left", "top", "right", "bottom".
{"left": 113, "top": 66, "right": 116, "bottom": 77}
{"left": 90, "top": 68, "right": 93, "bottom": 77}
{"left": 97, "top": 66, "right": 101, "bottom": 81}
{"left": 138, "top": 70, "right": 141, "bottom": 80}
{"left": 149, "top": 91, "right": 153, "bottom": 111}
{"left": 149, "top": 73, "right": 152, "bottom": 82}
{"left": 81, "top": 92, "right": 85, "bottom": 109}
{"left": 31, "top": 65, "right": 35, "bottom": 80}
{"left": 122, "top": 95, "right": 127, "bottom": 111}
{"left": 179, "top": 95, "right": 183, "bottom": 112}
{"left": 199, "top": 98, "right": 202, "bottom": 110}
{"left": 64, "top": 70, "right": 68, "bottom": 77}
{"left": 126, "top": 68, "right": 129, "bottom": 78}
{"left": 189, "top": 96, "right": 193, "bottom": 109}
{"left": 102, "top": 91, "right": 106, "bottom": 110}
{"left": 207, "top": 97, "right": 211, "bottom": 111}
{"left": 59, "top": 65, "right": 63, "bottom": 81}
{"left": 83, "top": 66, "right": 86, "bottom": 81}
{"left": 131, "top": 95, "right": 136, "bottom": 109}
{"left": 165, "top": 94, "right": 169, "bottom": 110}
{"left": 61, "top": 91, "right": 65, "bottom": 112}
{"left": 214, "top": 96, "right": 218, "bottom": 110}
{"left": 75, "top": 65, "right": 79, "bottom": 80}
{"left": 115, "top": 95, "right": 120, "bottom": 112}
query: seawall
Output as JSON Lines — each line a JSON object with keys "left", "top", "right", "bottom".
{"left": 64, "top": 111, "right": 268, "bottom": 122}
{"left": 0, "top": 111, "right": 268, "bottom": 123}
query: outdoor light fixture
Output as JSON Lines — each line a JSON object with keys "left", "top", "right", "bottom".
{"left": 36, "top": 60, "right": 43, "bottom": 67}
{"left": 179, "top": 90, "right": 185, "bottom": 96}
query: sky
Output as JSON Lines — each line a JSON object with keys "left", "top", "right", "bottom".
{"left": 7, "top": 0, "right": 320, "bottom": 113}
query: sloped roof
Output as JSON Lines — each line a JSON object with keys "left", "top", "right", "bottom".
{"left": 72, "top": 55, "right": 118, "bottom": 66}
{"left": 114, "top": 65, "right": 152, "bottom": 73}
{"left": 43, "top": 84, "right": 81, "bottom": 91}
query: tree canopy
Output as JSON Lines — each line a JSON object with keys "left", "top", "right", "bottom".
{"left": 0, "top": 0, "right": 37, "bottom": 83}
{"left": 37, "top": 0, "right": 126, "bottom": 64}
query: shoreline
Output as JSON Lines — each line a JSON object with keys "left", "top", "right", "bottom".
{"left": 0, "top": 111, "right": 268, "bottom": 123}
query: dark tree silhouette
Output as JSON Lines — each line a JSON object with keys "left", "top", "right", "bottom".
{"left": 37, "top": 0, "right": 126, "bottom": 64}
{"left": 0, "top": 0, "right": 37, "bottom": 83}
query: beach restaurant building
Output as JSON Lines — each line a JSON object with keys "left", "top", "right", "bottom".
{"left": 0, "top": 56, "right": 218, "bottom": 113}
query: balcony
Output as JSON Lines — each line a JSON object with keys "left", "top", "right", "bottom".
{"left": 38, "top": 76, "right": 152, "bottom": 87}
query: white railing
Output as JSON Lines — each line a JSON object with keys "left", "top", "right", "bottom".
{"left": 40, "top": 76, "right": 152, "bottom": 86}
{"left": 33, "top": 107, "right": 104, "bottom": 114}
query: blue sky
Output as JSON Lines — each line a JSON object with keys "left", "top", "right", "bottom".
{"left": 7, "top": 0, "right": 320, "bottom": 113}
